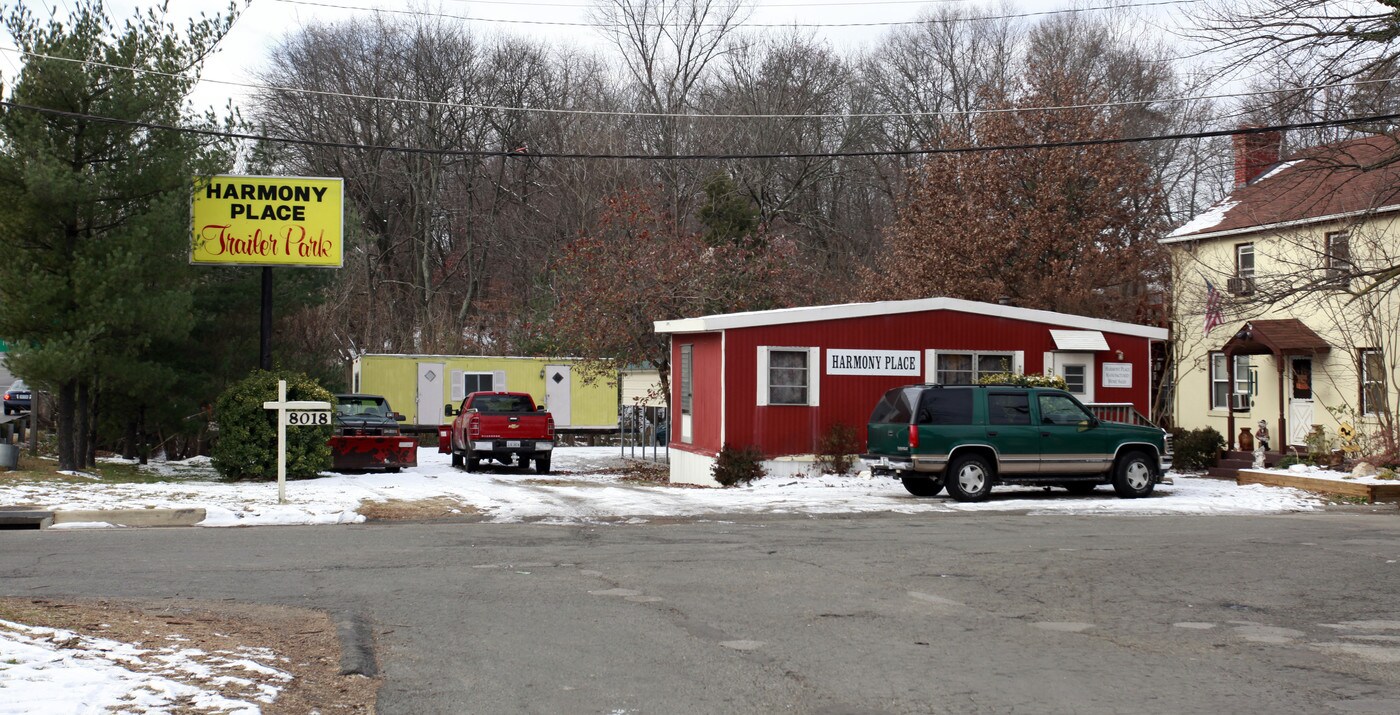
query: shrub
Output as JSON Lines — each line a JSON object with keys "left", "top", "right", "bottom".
{"left": 977, "top": 372, "right": 1068, "bottom": 389}
{"left": 712, "top": 443, "right": 766, "bottom": 487}
{"left": 211, "top": 370, "right": 333, "bottom": 481}
{"left": 1169, "top": 426, "right": 1225, "bottom": 470}
{"left": 815, "top": 423, "right": 862, "bottom": 475}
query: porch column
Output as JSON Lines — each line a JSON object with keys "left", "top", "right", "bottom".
{"left": 1226, "top": 347, "right": 1236, "bottom": 450}
{"left": 1276, "top": 354, "right": 1286, "bottom": 453}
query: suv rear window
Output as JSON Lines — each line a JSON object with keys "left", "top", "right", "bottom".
{"left": 869, "top": 388, "right": 918, "bottom": 424}
{"left": 916, "top": 389, "right": 973, "bottom": 425}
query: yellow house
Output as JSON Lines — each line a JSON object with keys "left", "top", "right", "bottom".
{"left": 1163, "top": 132, "right": 1400, "bottom": 453}
{"left": 350, "top": 354, "right": 619, "bottom": 431}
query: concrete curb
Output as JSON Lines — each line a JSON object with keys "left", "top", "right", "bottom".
{"left": 50, "top": 508, "right": 207, "bottom": 528}
{"left": 334, "top": 611, "right": 379, "bottom": 677}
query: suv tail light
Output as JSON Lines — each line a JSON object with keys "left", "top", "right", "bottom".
{"left": 546, "top": 413, "right": 555, "bottom": 440}
{"left": 467, "top": 414, "right": 481, "bottom": 439}
{"left": 908, "top": 424, "right": 919, "bottom": 449}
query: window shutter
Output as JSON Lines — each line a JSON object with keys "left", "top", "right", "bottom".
{"left": 451, "top": 370, "right": 465, "bottom": 402}
{"left": 808, "top": 347, "right": 821, "bottom": 406}
{"left": 1013, "top": 351, "right": 1025, "bottom": 375}
{"left": 756, "top": 346, "right": 770, "bottom": 406}
{"left": 493, "top": 370, "right": 507, "bottom": 392}
{"left": 925, "top": 350, "right": 939, "bottom": 383}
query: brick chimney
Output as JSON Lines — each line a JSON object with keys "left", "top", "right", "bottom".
{"left": 1233, "top": 128, "right": 1282, "bottom": 187}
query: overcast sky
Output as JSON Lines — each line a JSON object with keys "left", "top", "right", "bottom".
{"left": 7, "top": 0, "right": 1199, "bottom": 113}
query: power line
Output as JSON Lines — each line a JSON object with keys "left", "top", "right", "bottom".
{"left": 270, "top": 0, "right": 1200, "bottom": 30}
{"left": 2, "top": 97, "right": 1394, "bottom": 161}
{"left": 436, "top": 0, "right": 998, "bottom": 8}
{"left": 7, "top": 44, "right": 1394, "bottom": 122}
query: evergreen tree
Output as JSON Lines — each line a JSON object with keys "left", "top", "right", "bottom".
{"left": 696, "top": 172, "right": 760, "bottom": 246}
{"left": 0, "top": 1, "right": 240, "bottom": 469}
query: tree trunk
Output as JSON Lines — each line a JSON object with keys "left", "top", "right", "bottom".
{"left": 138, "top": 405, "right": 149, "bottom": 465}
{"left": 123, "top": 416, "right": 138, "bottom": 460}
{"left": 57, "top": 380, "right": 77, "bottom": 471}
{"left": 76, "top": 381, "right": 91, "bottom": 470}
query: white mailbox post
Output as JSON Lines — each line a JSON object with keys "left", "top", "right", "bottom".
{"left": 263, "top": 379, "right": 332, "bottom": 504}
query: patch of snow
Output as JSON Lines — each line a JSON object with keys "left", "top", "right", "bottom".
{"left": 1254, "top": 159, "right": 1304, "bottom": 183}
{"left": 0, "top": 447, "right": 1326, "bottom": 527}
{"left": 0, "top": 618, "right": 286, "bottom": 714}
{"left": 1252, "top": 463, "right": 1398, "bottom": 486}
{"left": 1168, "top": 200, "right": 1239, "bottom": 238}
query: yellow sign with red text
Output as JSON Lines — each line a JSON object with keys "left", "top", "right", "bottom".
{"left": 191, "top": 175, "right": 343, "bottom": 267}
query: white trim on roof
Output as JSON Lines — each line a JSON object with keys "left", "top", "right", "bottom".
{"left": 1050, "top": 330, "right": 1110, "bottom": 351}
{"left": 654, "top": 297, "right": 1168, "bottom": 340}
{"left": 1161, "top": 203, "right": 1400, "bottom": 244}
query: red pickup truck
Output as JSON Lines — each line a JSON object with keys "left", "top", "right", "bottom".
{"left": 440, "top": 391, "right": 555, "bottom": 473}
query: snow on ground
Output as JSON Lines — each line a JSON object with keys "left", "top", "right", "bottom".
{"left": 1253, "top": 462, "right": 1400, "bottom": 486}
{"left": 0, "top": 447, "right": 1323, "bottom": 527}
{"left": 0, "top": 619, "right": 289, "bottom": 714}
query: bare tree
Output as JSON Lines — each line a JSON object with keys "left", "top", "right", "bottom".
{"left": 591, "top": 0, "right": 752, "bottom": 218}
{"left": 256, "top": 15, "right": 624, "bottom": 357}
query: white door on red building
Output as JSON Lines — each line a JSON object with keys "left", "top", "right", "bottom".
{"left": 1049, "top": 352, "right": 1095, "bottom": 403}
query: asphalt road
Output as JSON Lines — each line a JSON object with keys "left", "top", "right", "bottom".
{"left": 4, "top": 511, "right": 1400, "bottom": 714}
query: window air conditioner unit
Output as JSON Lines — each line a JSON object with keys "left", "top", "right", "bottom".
{"left": 1227, "top": 276, "right": 1255, "bottom": 296}
{"left": 1231, "top": 393, "right": 1252, "bottom": 412}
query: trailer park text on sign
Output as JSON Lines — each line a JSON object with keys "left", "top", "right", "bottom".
{"left": 190, "top": 175, "right": 344, "bottom": 268}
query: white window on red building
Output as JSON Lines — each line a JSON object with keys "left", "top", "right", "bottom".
{"left": 933, "top": 351, "right": 1015, "bottom": 385}
{"left": 756, "top": 346, "right": 821, "bottom": 406}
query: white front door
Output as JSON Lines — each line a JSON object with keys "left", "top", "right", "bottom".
{"left": 1050, "top": 352, "right": 1096, "bottom": 403}
{"left": 417, "top": 362, "right": 445, "bottom": 426}
{"left": 1288, "top": 357, "right": 1314, "bottom": 446}
{"left": 544, "top": 364, "right": 572, "bottom": 427}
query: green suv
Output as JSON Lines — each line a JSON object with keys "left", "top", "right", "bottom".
{"left": 864, "top": 384, "right": 1172, "bottom": 502}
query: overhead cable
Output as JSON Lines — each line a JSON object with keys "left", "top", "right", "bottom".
{"left": 4, "top": 44, "right": 1394, "bottom": 122}
{"left": 271, "top": 0, "right": 1199, "bottom": 30}
{"left": 2, "top": 98, "right": 1395, "bottom": 161}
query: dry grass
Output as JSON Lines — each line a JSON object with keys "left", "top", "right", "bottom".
{"left": 357, "top": 497, "right": 480, "bottom": 521}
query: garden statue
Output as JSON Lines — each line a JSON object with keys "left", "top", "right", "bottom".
{"left": 1253, "top": 420, "right": 1269, "bottom": 469}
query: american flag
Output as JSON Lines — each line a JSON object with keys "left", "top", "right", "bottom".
{"left": 1203, "top": 278, "right": 1224, "bottom": 336}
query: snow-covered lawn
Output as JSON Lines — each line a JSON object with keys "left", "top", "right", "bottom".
{"left": 0, "top": 619, "right": 289, "bottom": 714}
{"left": 0, "top": 447, "right": 1323, "bottom": 528}
{"left": 1249, "top": 462, "right": 1400, "bottom": 486}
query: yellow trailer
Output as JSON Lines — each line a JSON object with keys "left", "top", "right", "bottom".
{"left": 350, "top": 354, "right": 619, "bottom": 430}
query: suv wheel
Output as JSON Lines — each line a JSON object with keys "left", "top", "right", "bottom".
{"left": 1112, "top": 451, "right": 1155, "bottom": 498}
{"left": 899, "top": 473, "right": 944, "bottom": 497}
{"left": 946, "top": 455, "right": 994, "bottom": 502}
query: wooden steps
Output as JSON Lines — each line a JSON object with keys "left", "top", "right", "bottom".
{"left": 1205, "top": 450, "right": 1286, "bottom": 480}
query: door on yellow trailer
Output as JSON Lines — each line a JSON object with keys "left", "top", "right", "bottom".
{"left": 544, "top": 364, "right": 571, "bottom": 426}
{"left": 417, "top": 362, "right": 445, "bottom": 425}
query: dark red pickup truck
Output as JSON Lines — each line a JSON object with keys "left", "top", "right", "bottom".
{"left": 439, "top": 391, "right": 555, "bottom": 473}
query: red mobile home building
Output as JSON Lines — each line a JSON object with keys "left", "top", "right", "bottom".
{"left": 655, "top": 297, "right": 1169, "bottom": 486}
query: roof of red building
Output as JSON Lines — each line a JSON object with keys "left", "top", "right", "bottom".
{"left": 654, "top": 296, "right": 1168, "bottom": 339}
{"left": 1162, "top": 134, "right": 1400, "bottom": 243}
